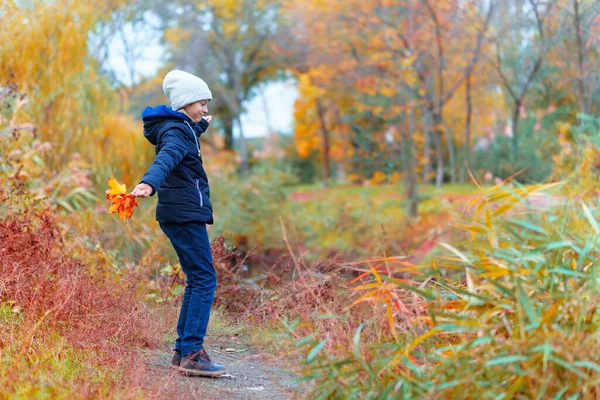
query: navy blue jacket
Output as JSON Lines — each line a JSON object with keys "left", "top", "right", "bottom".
{"left": 139, "top": 105, "right": 214, "bottom": 225}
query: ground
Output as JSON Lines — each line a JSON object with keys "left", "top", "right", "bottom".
{"left": 143, "top": 313, "right": 302, "bottom": 399}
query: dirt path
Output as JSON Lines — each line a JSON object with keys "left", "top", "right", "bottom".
{"left": 142, "top": 322, "right": 302, "bottom": 399}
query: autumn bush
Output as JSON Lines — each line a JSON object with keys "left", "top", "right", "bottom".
{"left": 0, "top": 84, "right": 166, "bottom": 398}
{"left": 0, "top": 202, "right": 173, "bottom": 397}
{"left": 285, "top": 182, "right": 600, "bottom": 399}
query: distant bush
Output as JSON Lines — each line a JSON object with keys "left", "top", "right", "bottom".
{"left": 465, "top": 111, "right": 570, "bottom": 183}
{"left": 467, "top": 131, "right": 557, "bottom": 184}
{"left": 553, "top": 114, "right": 600, "bottom": 196}
{"left": 210, "top": 161, "right": 298, "bottom": 250}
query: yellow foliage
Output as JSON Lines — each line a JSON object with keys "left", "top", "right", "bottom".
{"left": 1, "top": 0, "right": 126, "bottom": 171}
{"left": 552, "top": 124, "right": 600, "bottom": 197}
{"left": 95, "top": 113, "right": 152, "bottom": 184}
{"left": 558, "top": 122, "right": 571, "bottom": 137}
{"left": 370, "top": 171, "right": 387, "bottom": 185}
{"left": 390, "top": 171, "right": 403, "bottom": 184}
{"left": 164, "top": 27, "right": 192, "bottom": 47}
{"left": 346, "top": 174, "right": 362, "bottom": 184}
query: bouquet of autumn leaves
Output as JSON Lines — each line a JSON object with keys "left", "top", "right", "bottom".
{"left": 105, "top": 178, "right": 138, "bottom": 220}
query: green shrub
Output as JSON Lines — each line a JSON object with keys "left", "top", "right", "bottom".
{"left": 467, "top": 111, "right": 566, "bottom": 183}
{"left": 553, "top": 114, "right": 600, "bottom": 196}
{"left": 210, "top": 162, "right": 298, "bottom": 250}
{"left": 468, "top": 131, "right": 557, "bottom": 183}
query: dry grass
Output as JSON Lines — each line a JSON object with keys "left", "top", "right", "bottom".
{"left": 0, "top": 209, "right": 168, "bottom": 398}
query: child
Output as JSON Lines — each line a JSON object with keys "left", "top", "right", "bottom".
{"left": 130, "top": 70, "right": 225, "bottom": 377}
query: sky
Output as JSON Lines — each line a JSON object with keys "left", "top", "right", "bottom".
{"left": 104, "top": 23, "right": 298, "bottom": 138}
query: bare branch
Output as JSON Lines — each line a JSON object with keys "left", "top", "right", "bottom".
{"left": 491, "top": 39, "right": 519, "bottom": 102}
{"left": 441, "top": 2, "right": 495, "bottom": 106}
{"left": 421, "top": 0, "right": 445, "bottom": 105}
{"left": 527, "top": 0, "right": 545, "bottom": 39}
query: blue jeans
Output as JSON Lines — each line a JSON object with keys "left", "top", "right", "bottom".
{"left": 159, "top": 222, "right": 217, "bottom": 357}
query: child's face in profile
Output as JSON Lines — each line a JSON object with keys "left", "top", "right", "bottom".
{"left": 183, "top": 100, "right": 210, "bottom": 122}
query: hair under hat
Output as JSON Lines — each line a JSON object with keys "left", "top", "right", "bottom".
{"left": 163, "top": 70, "right": 212, "bottom": 111}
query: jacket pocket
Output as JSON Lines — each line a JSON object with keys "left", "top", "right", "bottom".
{"left": 195, "top": 179, "right": 204, "bottom": 207}
{"left": 157, "top": 187, "right": 183, "bottom": 205}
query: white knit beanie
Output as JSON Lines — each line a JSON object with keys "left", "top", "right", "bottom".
{"left": 162, "top": 70, "right": 212, "bottom": 111}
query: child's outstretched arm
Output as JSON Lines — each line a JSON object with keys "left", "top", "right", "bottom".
{"left": 131, "top": 129, "right": 188, "bottom": 198}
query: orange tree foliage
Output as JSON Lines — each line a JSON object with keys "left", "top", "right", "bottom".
{"left": 281, "top": 0, "right": 600, "bottom": 187}
{"left": 281, "top": 0, "right": 496, "bottom": 182}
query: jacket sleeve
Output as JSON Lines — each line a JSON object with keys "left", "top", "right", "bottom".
{"left": 140, "top": 129, "right": 188, "bottom": 195}
{"left": 196, "top": 118, "right": 209, "bottom": 135}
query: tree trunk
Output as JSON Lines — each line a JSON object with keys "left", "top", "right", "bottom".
{"left": 400, "top": 122, "right": 408, "bottom": 179}
{"left": 316, "top": 99, "right": 331, "bottom": 184}
{"left": 422, "top": 125, "right": 432, "bottom": 184}
{"left": 406, "top": 110, "right": 419, "bottom": 217}
{"left": 573, "top": 0, "right": 588, "bottom": 114}
{"left": 460, "top": 73, "right": 473, "bottom": 183}
{"left": 511, "top": 100, "right": 521, "bottom": 160}
{"left": 223, "top": 115, "right": 234, "bottom": 150}
{"left": 237, "top": 116, "right": 249, "bottom": 174}
{"left": 443, "top": 119, "right": 456, "bottom": 184}
{"left": 433, "top": 126, "right": 444, "bottom": 188}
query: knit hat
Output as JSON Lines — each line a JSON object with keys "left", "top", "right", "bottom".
{"left": 162, "top": 70, "right": 212, "bottom": 111}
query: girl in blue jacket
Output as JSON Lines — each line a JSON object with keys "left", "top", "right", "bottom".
{"left": 131, "top": 70, "right": 224, "bottom": 377}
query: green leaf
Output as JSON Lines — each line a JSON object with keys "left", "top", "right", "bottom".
{"left": 549, "top": 355, "right": 587, "bottom": 379}
{"left": 581, "top": 201, "right": 599, "bottom": 234}
{"left": 517, "top": 281, "right": 540, "bottom": 329}
{"left": 508, "top": 219, "right": 548, "bottom": 235}
{"left": 547, "top": 268, "right": 586, "bottom": 278}
{"left": 553, "top": 385, "right": 571, "bottom": 400}
{"left": 573, "top": 360, "right": 600, "bottom": 373}
{"left": 170, "top": 284, "right": 184, "bottom": 296}
{"left": 543, "top": 241, "right": 574, "bottom": 251}
{"left": 307, "top": 339, "right": 327, "bottom": 362}
{"left": 469, "top": 336, "right": 493, "bottom": 348}
{"left": 296, "top": 332, "right": 318, "bottom": 347}
{"left": 485, "top": 355, "right": 529, "bottom": 366}
{"left": 438, "top": 242, "right": 471, "bottom": 263}
{"left": 353, "top": 323, "right": 366, "bottom": 359}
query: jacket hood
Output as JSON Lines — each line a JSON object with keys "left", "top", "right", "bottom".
{"left": 142, "top": 105, "right": 193, "bottom": 145}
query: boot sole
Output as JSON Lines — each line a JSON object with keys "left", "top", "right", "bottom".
{"left": 177, "top": 366, "right": 225, "bottom": 377}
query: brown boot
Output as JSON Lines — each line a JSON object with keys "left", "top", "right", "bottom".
{"left": 178, "top": 348, "right": 225, "bottom": 377}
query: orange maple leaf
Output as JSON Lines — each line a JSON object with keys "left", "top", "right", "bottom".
{"left": 106, "top": 178, "right": 138, "bottom": 220}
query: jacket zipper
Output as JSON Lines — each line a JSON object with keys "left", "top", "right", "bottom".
{"left": 184, "top": 120, "right": 201, "bottom": 156}
{"left": 196, "top": 179, "right": 204, "bottom": 207}
{"left": 186, "top": 121, "right": 204, "bottom": 208}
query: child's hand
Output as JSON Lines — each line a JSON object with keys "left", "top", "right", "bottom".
{"left": 203, "top": 115, "right": 212, "bottom": 123}
{"left": 130, "top": 183, "right": 153, "bottom": 198}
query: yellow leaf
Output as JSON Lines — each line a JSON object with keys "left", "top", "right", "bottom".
{"left": 406, "top": 329, "right": 440, "bottom": 355}
{"left": 454, "top": 224, "right": 487, "bottom": 234}
{"left": 491, "top": 201, "right": 519, "bottom": 217}
{"left": 107, "top": 177, "right": 127, "bottom": 196}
